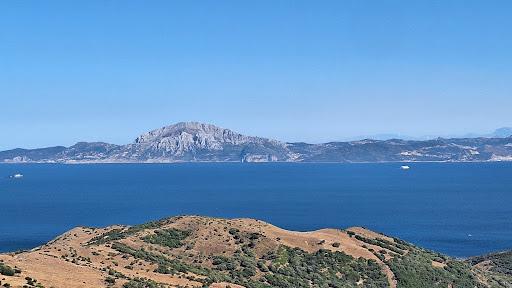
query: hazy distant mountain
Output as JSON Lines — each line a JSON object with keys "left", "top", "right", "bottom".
{"left": 488, "top": 127, "right": 512, "bottom": 138}
{"left": 345, "top": 134, "right": 424, "bottom": 141}
{"left": 1, "top": 122, "right": 512, "bottom": 163}
{"left": 346, "top": 127, "right": 512, "bottom": 141}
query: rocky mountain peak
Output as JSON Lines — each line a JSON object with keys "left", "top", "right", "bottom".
{"left": 123, "top": 122, "right": 290, "bottom": 162}
{"left": 133, "top": 122, "right": 242, "bottom": 144}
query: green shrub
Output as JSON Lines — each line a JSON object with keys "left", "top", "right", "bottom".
{"left": 0, "top": 263, "right": 15, "bottom": 276}
{"left": 142, "top": 228, "right": 191, "bottom": 249}
{"left": 105, "top": 277, "right": 115, "bottom": 284}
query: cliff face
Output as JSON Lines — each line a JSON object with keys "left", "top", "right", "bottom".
{"left": 134, "top": 122, "right": 264, "bottom": 147}
{"left": 1, "top": 122, "right": 512, "bottom": 163}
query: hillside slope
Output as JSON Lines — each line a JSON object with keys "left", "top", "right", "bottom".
{"left": 465, "top": 250, "right": 512, "bottom": 287}
{"left": 1, "top": 216, "right": 509, "bottom": 288}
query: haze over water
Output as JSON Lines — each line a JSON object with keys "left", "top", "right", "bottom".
{"left": 1, "top": 162, "right": 511, "bottom": 258}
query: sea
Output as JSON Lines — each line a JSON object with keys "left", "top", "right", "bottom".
{"left": 0, "top": 162, "right": 510, "bottom": 258}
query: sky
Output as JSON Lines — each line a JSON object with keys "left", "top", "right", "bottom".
{"left": 1, "top": 0, "right": 511, "bottom": 150}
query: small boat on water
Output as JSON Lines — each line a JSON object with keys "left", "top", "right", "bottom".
{"left": 401, "top": 165, "right": 410, "bottom": 169}
{"left": 8, "top": 174, "right": 23, "bottom": 178}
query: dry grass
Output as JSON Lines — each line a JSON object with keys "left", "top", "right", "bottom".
{"left": 0, "top": 215, "right": 414, "bottom": 288}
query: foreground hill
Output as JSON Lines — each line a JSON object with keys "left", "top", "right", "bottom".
{"left": 0, "top": 216, "right": 510, "bottom": 288}
{"left": 465, "top": 250, "right": 512, "bottom": 287}
{"left": 1, "top": 122, "right": 512, "bottom": 163}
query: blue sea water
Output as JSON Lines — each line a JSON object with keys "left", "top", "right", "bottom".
{"left": 0, "top": 162, "right": 510, "bottom": 258}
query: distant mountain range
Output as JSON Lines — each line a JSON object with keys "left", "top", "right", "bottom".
{"left": 2, "top": 122, "right": 512, "bottom": 163}
{"left": 346, "top": 127, "right": 512, "bottom": 141}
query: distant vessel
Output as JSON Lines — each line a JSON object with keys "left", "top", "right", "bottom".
{"left": 13, "top": 174, "right": 23, "bottom": 178}
{"left": 401, "top": 166, "right": 410, "bottom": 169}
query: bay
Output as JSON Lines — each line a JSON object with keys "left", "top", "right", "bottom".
{"left": 0, "top": 162, "right": 510, "bottom": 258}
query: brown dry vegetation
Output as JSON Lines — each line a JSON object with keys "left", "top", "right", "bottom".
{"left": 0, "top": 215, "right": 503, "bottom": 288}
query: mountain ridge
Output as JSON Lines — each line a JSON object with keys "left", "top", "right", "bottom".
{"left": 2, "top": 122, "right": 512, "bottom": 163}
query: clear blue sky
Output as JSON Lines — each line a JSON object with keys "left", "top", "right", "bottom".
{"left": 1, "top": 1, "right": 511, "bottom": 150}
